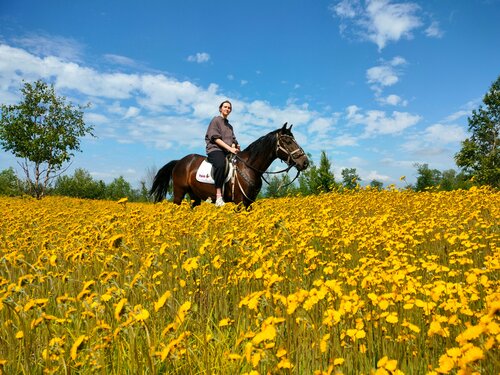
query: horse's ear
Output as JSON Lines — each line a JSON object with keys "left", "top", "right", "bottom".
{"left": 281, "top": 122, "right": 288, "bottom": 131}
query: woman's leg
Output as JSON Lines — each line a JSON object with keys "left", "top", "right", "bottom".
{"left": 207, "top": 151, "right": 226, "bottom": 196}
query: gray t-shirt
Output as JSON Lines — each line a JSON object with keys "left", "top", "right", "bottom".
{"left": 205, "top": 116, "right": 238, "bottom": 154}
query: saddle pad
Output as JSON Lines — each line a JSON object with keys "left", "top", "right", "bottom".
{"left": 195, "top": 160, "right": 233, "bottom": 184}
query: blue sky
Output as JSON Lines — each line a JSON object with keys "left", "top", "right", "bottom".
{"left": 1, "top": 0, "right": 499, "bottom": 188}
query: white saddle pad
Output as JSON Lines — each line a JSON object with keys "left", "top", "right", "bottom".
{"left": 196, "top": 160, "right": 233, "bottom": 184}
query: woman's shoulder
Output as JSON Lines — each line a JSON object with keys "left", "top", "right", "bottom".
{"left": 209, "top": 115, "right": 224, "bottom": 124}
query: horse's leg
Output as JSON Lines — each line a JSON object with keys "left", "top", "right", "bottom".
{"left": 172, "top": 185, "right": 186, "bottom": 205}
{"left": 191, "top": 195, "right": 202, "bottom": 207}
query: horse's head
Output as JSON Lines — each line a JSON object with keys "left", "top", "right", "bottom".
{"left": 276, "top": 123, "right": 309, "bottom": 171}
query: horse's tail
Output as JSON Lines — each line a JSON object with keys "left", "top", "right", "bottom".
{"left": 149, "top": 160, "right": 178, "bottom": 203}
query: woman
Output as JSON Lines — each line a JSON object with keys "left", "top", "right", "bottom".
{"left": 205, "top": 100, "right": 240, "bottom": 207}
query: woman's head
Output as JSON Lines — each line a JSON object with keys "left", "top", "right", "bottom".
{"left": 219, "top": 100, "right": 232, "bottom": 118}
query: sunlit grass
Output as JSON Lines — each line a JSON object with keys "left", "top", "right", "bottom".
{"left": 0, "top": 187, "right": 499, "bottom": 374}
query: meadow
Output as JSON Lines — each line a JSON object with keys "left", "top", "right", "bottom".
{"left": 0, "top": 187, "right": 499, "bottom": 374}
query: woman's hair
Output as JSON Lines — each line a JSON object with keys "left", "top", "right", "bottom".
{"left": 219, "top": 100, "right": 232, "bottom": 110}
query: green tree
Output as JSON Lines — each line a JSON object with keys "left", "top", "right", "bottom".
{"left": 455, "top": 75, "right": 500, "bottom": 187}
{"left": 297, "top": 151, "right": 336, "bottom": 195}
{"left": 265, "top": 174, "right": 297, "bottom": 198}
{"left": 370, "top": 179, "right": 384, "bottom": 191}
{"left": 105, "top": 176, "right": 135, "bottom": 200}
{"left": 54, "top": 168, "right": 106, "bottom": 199}
{"left": 0, "top": 168, "right": 23, "bottom": 196}
{"left": 414, "top": 163, "right": 442, "bottom": 191}
{"left": 341, "top": 168, "right": 361, "bottom": 189}
{"left": 0, "top": 80, "right": 93, "bottom": 198}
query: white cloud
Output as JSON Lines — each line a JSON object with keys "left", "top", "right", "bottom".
{"left": 423, "top": 123, "right": 467, "bottom": 144}
{"left": 346, "top": 106, "right": 421, "bottom": 136}
{"left": 13, "top": 33, "right": 85, "bottom": 61}
{"left": 377, "top": 94, "right": 407, "bottom": 106}
{"left": 401, "top": 123, "right": 467, "bottom": 159}
{"left": 425, "top": 21, "right": 444, "bottom": 38}
{"left": 104, "top": 54, "right": 140, "bottom": 67}
{"left": 444, "top": 110, "right": 468, "bottom": 122}
{"left": 308, "top": 117, "right": 338, "bottom": 135}
{"left": 187, "top": 52, "right": 210, "bottom": 63}
{"left": 330, "top": 0, "right": 424, "bottom": 50}
{"left": 365, "top": 170, "right": 391, "bottom": 182}
{"left": 366, "top": 56, "right": 406, "bottom": 94}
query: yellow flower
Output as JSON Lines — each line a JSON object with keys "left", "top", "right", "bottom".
{"left": 114, "top": 298, "right": 127, "bottom": 321}
{"left": 134, "top": 308, "right": 150, "bottom": 322}
{"left": 436, "top": 354, "right": 455, "bottom": 374}
{"left": 252, "top": 324, "right": 276, "bottom": 345}
{"left": 460, "top": 346, "right": 484, "bottom": 364}
{"left": 218, "top": 318, "right": 232, "bottom": 327}
{"left": 334, "top": 358, "right": 345, "bottom": 365}
{"left": 154, "top": 290, "right": 172, "bottom": 312}
{"left": 70, "top": 335, "right": 86, "bottom": 360}
{"left": 386, "top": 313, "right": 399, "bottom": 324}
{"left": 377, "top": 356, "right": 398, "bottom": 372}
{"left": 182, "top": 257, "right": 199, "bottom": 272}
{"left": 278, "top": 358, "right": 292, "bottom": 369}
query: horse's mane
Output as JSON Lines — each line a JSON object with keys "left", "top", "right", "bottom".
{"left": 242, "top": 127, "right": 293, "bottom": 155}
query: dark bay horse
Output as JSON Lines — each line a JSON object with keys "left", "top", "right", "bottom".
{"left": 149, "top": 123, "right": 309, "bottom": 207}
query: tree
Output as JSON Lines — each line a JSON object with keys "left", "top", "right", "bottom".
{"left": 414, "top": 163, "right": 442, "bottom": 191}
{"left": 455, "top": 75, "right": 500, "bottom": 187}
{"left": 0, "top": 168, "right": 24, "bottom": 196}
{"left": 297, "top": 151, "right": 337, "bottom": 195}
{"left": 53, "top": 168, "right": 106, "bottom": 199}
{"left": 341, "top": 168, "right": 361, "bottom": 190}
{"left": 0, "top": 80, "right": 93, "bottom": 198}
{"left": 105, "top": 176, "right": 136, "bottom": 200}
{"left": 265, "top": 174, "right": 297, "bottom": 198}
{"left": 370, "top": 179, "right": 384, "bottom": 191}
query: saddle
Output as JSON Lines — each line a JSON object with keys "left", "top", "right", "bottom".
{"left": 195, "top": 156, "right": 234, "bottom": 184}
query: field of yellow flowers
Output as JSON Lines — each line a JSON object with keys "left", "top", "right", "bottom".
{"left": 0, "top": 187, "right": 499, "bottom": 374}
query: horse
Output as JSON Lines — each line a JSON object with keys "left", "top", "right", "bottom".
{"left": 149, "top": 123, "right": 309, "bottom": 207}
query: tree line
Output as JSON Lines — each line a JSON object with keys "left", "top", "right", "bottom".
{"left": 1, "top": 76, "right": 499, "bottom": 201}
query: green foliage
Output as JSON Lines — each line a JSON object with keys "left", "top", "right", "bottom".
{"left": 414, "top": 164, "right": 472, "bottom": 191}
{"left": 414, "top": 163, "right": 442, "bottom": 191}
{"left": 455, "top": 75, "right": 500, "bottom": 187}
{"left": 105, "top": 176, "right": 138, "bottom": 201}
{"left": 0, "top": 168, "right": 24, "bottom": 196}
{"left": 265, "top": 174, "right": 297, "bottom": 198}
{"left": 53, "top": 168, "right": 106, "bottom": 199}
{"left": 370, "top": 179, "right": 384, "bottom": 191}
{"left": 298, "top": 151, "right": 336, "bottom": 195}
{"left": 0, "top": 80, "right": 93, "bottom": 198}
{"left": 341, "top": 167, "right": 361, "bottom": 189}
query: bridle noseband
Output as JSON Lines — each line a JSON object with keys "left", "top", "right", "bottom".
{"left": 276, "top": 133, "right": 306, "bottom": 167}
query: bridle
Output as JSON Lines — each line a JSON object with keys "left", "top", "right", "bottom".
{"left": 231, "top": 132, "right": 306, "bottom": 202}
{"left": 275, "top": 133, "right": 306, "bottom": 167}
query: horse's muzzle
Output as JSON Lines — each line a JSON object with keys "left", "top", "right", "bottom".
{"left": 295, "top": 156, "right": 309, "bottom": 171}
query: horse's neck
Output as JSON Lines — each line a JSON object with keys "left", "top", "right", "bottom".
{"left": 241, "top": 146, "right": 276, "bottom": 175}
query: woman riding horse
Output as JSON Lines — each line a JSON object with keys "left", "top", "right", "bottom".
{"left": 205, "top": 100, "right": 240, "bottom": 207}
{"left": 150, "top": 123, "right": 309, "bottom": 208}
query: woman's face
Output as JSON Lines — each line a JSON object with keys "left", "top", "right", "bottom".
{"left": 219, "top": 102, "right": 232, "bottom": 118}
